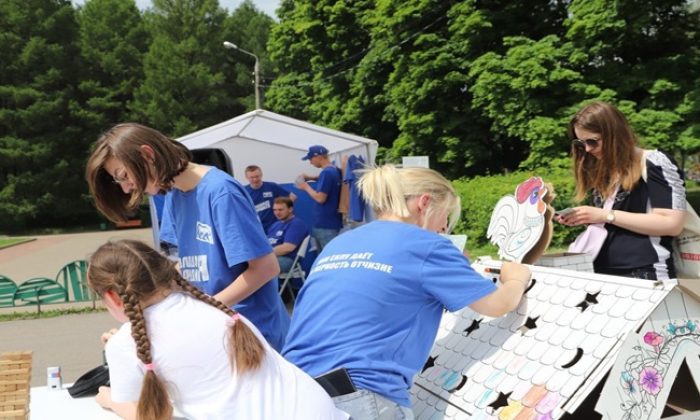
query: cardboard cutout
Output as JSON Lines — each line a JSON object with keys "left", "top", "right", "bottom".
{"left": 487, "top": 176, "right": 554, "bottom": 263}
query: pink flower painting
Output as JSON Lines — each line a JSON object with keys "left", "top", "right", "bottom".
{"left": 639, "top": 366, "right": 663, "bottom": 395}
{"left": 643, "top": 331, "right": 664, "bottom": 352}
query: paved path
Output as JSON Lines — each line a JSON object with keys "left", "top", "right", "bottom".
{"left": 0, "top": 228, "right": 154, "bottom": 282}
{"left": 0, "top": 311, "right": 117, "bottom": 387}
{"left": 0, "top": 228, "right": 154, "bottom": 387}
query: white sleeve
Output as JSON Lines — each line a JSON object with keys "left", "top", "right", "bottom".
{"left": 105, "top": 324, "right": 143, "bottom": 403}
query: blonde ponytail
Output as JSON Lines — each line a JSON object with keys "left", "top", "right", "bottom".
{"left": 358, "top": 164, "right": 461, "bottom": 231}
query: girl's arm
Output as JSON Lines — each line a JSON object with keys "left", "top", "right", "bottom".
{"left": 213, "top": 252, "right": 280, "bottom": 307}
{"left": 468, "top": 262, "right": 530, "bottom": 318}
{"left": 558, "top": 206, "right": 685, "bottom": 237}
{"left": 96, "top": 386, "right": 137, "bottom": 420}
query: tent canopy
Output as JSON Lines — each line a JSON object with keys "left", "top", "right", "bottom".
{"left": 177, "top": 110, "right": 378, "bottom": 183}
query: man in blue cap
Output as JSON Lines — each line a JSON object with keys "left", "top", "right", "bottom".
{"left": 297, "top": 145, "right": 342, "bottom": 250}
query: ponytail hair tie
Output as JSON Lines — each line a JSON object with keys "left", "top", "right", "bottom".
{"left": 231, "top": 313, "right": 241, "bottom": 322}
{"left": 144, "top": 363, "right": 155, "bottom": 371}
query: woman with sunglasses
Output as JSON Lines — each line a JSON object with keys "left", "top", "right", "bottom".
{"left": 85, "top": 123, "right": 290, "bottom": 351}
{"left": 556, "top": 101, "right": 686, "bottom": 280}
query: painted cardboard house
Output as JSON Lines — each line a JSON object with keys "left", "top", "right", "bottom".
{"left": 409, "top": 257, "right": 700, "bottom": 419}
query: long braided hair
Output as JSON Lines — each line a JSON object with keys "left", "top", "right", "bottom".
{"left": 87, "top": 239, "right": 265, "bottom": 420}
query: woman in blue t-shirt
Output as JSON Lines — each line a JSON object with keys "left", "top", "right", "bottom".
{"left": 283, "top": 165, "right": 531, "bottom": 419}
{"left": 85, "top": 123, "right": 290, "bottom": 350}
{"left": 556, "top": 101, "right": 686, "bottom": 280}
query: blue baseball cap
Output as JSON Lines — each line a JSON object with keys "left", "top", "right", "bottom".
{"left": 301, "top": 145, "right": 329, "bottom": 160}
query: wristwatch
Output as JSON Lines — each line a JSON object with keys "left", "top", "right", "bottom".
{"left": 605, "top": 210, "right": 616, "bottom": 224}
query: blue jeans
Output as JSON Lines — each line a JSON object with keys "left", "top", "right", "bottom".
{"left": 332, "top": 389, "right": 414, "bottom": 420}
{"left": 312, "top": 227, "right": 340, "bottom": 251}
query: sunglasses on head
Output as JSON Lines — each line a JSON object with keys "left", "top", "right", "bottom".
{"left": 572, "top": 138, "right": 601, "bottom": 149}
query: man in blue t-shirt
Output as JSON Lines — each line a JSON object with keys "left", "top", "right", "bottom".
{"left": 297, "top": 145, "right": 342, "bottom": 250}
{"left": 244, "top": 165, "right": 296, "bottom": 233}
{"left": 267, "top": 197, "right": 310, "bottom": 272}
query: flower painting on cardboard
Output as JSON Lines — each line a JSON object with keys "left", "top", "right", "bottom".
{"left": 618, "top": 319, "right": 699, "bottom": 420}
{"left": 638, "top": 367, "right": 663, "bottom": 395}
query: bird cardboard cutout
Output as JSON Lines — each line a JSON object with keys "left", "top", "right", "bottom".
{"left": 486, "top": 176, "right": 555, "bottom": 263}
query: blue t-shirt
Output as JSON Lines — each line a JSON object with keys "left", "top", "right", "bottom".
{"left": 267, "top": 217, "right": 309, "bottom": 260}
{"left": 312, "top": 165, "right": 342, "bottom": 230}
{"left": 159, "top": 168, "right": 290, "bottom": 350}
{"left": 244, "top": 181, "right": 292, "bottom": 233}
{"left": 283, "top": 220, "right": 497, "bottom": 407}
{"left": 344, "top": 155, "right": 366, "bottom": 222}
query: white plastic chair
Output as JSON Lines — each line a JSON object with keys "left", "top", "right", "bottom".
{"left": 278, "top": 235, "right": 311, "bottom": 303}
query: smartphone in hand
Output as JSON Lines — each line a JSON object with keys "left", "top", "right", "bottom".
{"left": 555, "top": 207, "right": 574, "bottom": 216}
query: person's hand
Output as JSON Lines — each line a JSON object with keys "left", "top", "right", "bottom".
{"left": 557, "top": 206, "right": 607, "bottom": 226}
{"left": 100, "top": 328, "right": 119, "bottom": 346}
{"left": 95, "top": 386, "right": 112, "bottom": 409}
{"left": 499, "top": 262, "right": 531, "bottom": 290}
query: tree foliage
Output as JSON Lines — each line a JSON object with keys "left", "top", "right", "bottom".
{"left": 0, "top": 0, "right": 93, "bottom": 230}
{"left": 0, "top": 0, "right": 273, "bottom": 232}
{"left": 266, "top": 0, "right": 700, "bottom": 176}
{"left": 1, "top": 0, "right": 700, "bottom": 232}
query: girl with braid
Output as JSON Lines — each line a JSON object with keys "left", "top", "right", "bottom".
{"left": 86, "top": 123, "right": 289, "bottom": 350}
{"left": 89, "top": 239, "right": 348, "bottom": 420}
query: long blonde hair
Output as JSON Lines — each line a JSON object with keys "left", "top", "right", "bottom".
{"left": 568, "top": 101, "right": 642, "bottom": 201}
{"left": 358, "top": 165, "right": 461, "bottom": 232}
{"left": 87, "top": 240, "right": 265, "bottom": 420}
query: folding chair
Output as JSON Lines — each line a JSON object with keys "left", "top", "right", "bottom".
{"left": 0, "top": 275, "right": 18, "bottom": 308}
{"left": 278, "top": 235, "right": 311, "bottom": 304}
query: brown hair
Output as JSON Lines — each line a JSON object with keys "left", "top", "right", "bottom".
{"left": 245, "top": 165, "right": 261, "bottom": 173}
{"left": 85, "top": 123, "right": 192, "bottom": 222}
{"left": 568, "top": 101, "right": 642, "bottom": 201}
{"left": 87, "top": 240, "right": 265, "bottom": 420}
{"left": 273, "top": 196, "right": 293, "bottom": 208}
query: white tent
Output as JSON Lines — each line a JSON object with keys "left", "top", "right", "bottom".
{"left": 176, "top": 109, "right": 379, "bottom": 182}
{"left": 149, "top": 110, "right": 378, "bottom": 247}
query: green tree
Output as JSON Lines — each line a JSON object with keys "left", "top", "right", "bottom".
{"left": 130, "top": 0, "right": 233, "bottom": 136}
{"left": 266, "top": 0, "right": 375, "bottom": 128}
{"left": 221, "top": 0, "right": 275, "bottom": 111}
{"left": 0, "top": 0, "right": 94, "bottom": 231}
{"left": 76, "top": 0, "right": 149, "bottom": 132}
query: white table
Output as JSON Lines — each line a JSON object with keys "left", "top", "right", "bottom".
{"left": 31, "top": 385, "right": 187, "bottom": 419}
{"left": 30, "top": 384, "right": 119, "bottom": 419}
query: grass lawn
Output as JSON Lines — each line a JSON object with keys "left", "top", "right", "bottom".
{"left": 0, "top": 306, "right": 105, "bottom": 322}
{"left": 0, "top": 237, "right": 32, "bottom": 249}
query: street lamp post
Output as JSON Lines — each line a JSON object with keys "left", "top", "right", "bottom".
{"left": 223, "top": 41, "right": 261, "bottom": 109}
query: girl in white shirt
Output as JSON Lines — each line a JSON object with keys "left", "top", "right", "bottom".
{"left": 88, "top": 239, "right": 347, "bottom": 420}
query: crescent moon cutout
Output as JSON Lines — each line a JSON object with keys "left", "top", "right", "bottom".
{"left": 449, "top": 375, "right": 468, "bottom": 393}
{"left": 525, "top": 278, "right": 536, "bottom": 294}
{"left": 561, "top": 348, "right": 584, "bottom": 369}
